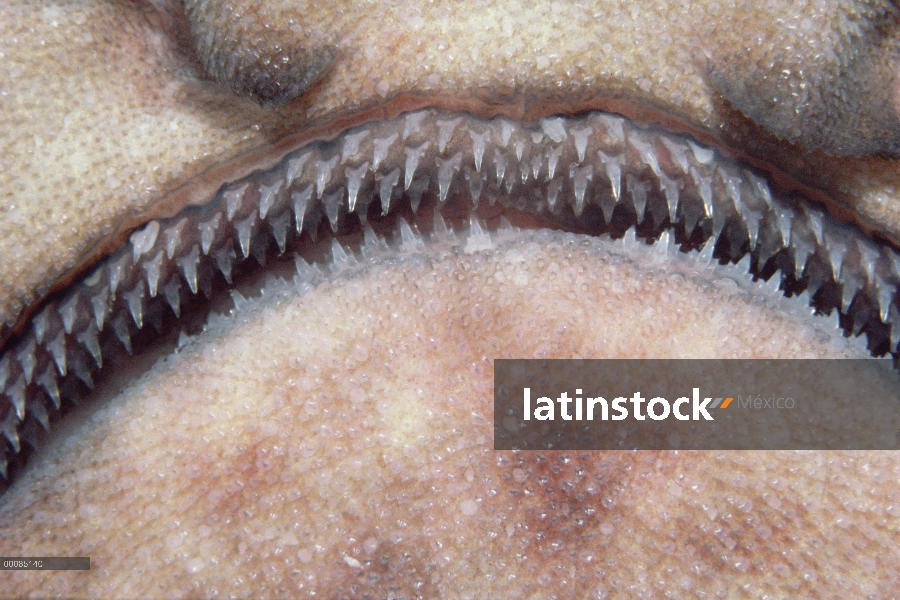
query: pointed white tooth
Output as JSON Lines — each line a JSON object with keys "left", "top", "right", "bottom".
{"left": 48, "top": 331, "right": 67, "bottom": 376}
{"left": 791, "top": 234, "right": 814, "bottom": 276}
{"left": 698, "top": 236, "right": 716, "bottom": 264}
{"left": 504, "top": 173, "right": 515, "bottom": 194}
{"left": 404, "top": 142, "right": 430, "bottom": 190}
{"left": 213, "top": 245, "right": 236, "bottom": 284}
{"left": 108, "top": 253, "right": 130, "bottom": 297}
{"left": 398, "top": 218, "right": 423, "bottom": 253}
{"left": 432, "top": 210, "right": 449, "bottom": 241}
{"left": 372, "top": 133, "right": 399, "bottom": 173}
{"left": 660, "top": 137, "right": 689, "bottom": 174}
{"left": 531, "top": 154, "right": 543, "bottom": 179}
{"left": 71, "top": 351, "right": 94, "bottom": 389}
{"left": 363, "top": 222, "right": 381, "bottom": 249}
{"left": 825, "top": 230, "right": 849, "bottom": 278}
{"left": 163, "top": 218, "right": 188, "bottom": 260}
{"left": 465, "top": 168, "right": 483, "bottom": 207}
{"left": 498, "top": 120, "right": 515, "bottom": 147}
{"left": 192, "top": 213, "right": 219, "bottom": 255}
{"left": 112, "top": 314, "right": 132, "bottom": 354}
{"left": 538, "top": 117, "right": 567, "bottom": 144}
{"left": 37, "top": 366, "right": 60, "bottom": 410}
{"left": 76, "top": 322, "right": 102, "bottom": 368}
{"left": 687, "top": 140, "right": 714, "bottom": 164}
{"left": 285, "top": 152, "right": 311, "bottom": 187}
{"left": 378, "top": 169, "right": 400, "bottom": 216}
{"left": 739, "top": 205, "right": 762, "bottom": 249}
{"left": 402, "top": 111, "right": 427, "bottom": 140}
{"left": 129, "top": 220, "right": 160, "bottom": 262}
{"left": 31, "top": 308, "right": 50, "bottom": 344}
{"left": 2, "top": 411, "right": 21, "bottom": 453}
{"left": 598, "top": 114, "right": 625, "bottom": 143}
{"left": 123, "top": 280, "right": 145, "bottom": 328}
{"left": 569, "top": 164, "right": 593, "bottom": 216}
{"left": 493, "top": 151, "right": 508, "bottom": 185}
{"left": 690, "top": 167, "right": 714, "bottom": 217}
{"left": 176, "top": 244, "right": 201, "bottom": 294}
{"left": 436, "top": 153, "right": 462, "bottom": 202}
{"left": 620, "top": 226, "right": 637, "bottom": 247}
{"left": 292, "top": 186, "right": 313, "bottom": 234}
{"left": 436, "top": 117, "right": 462, "bottom": 153}
{"left": 29, "top": 396, "right": 50, "bottom": 431}
{"left": 59, "top": 293, "right": 79, "bottom": 335}
{"left": 857, "top": 239, "right": 879, "bottom": 284}
{"left": 547, "top": 178, "right": 562, "bottom": 210}
{"left": 345, "top": 162, "right": 370, "bottom": 212}
{"left": 7, "top": 375, "right": 25, "bottom": 421}
{"left": 330, "top": 239, "right": 354, "bottom": 271}
{"left": 469, "top": 130, "right": 490, "bottom": 172}
{"left": 598, "top": 151, "right": 621, "bottom": 202}
{"left": 626, "top": 174, "right": 649, "bottom": 223}
{"left": 658, "top": 173, "right": 680, "bottom": 223}
{"left": 236, "top": 213, "right": 256, "bottom": 259}
{"left": 270, "top": 212, "right": 290, "bottom": 254}
{"left": 545, "top": 146, "right": 564, "bottom": 181}
{"left": 841, "top": 274, "right": 861, "bottom": 313}
{"left": 341, "top": 130, "right": 370, "bottom": 163}
{"left": 323, "top": 190, "right": 343, "bottom": 232}
{"left": 163, "top": 277, "right": 182, "bottom": 317}
{"left": 224, "top": 184, "right": 248, "bottom": 220}
{"left": 746, "top": 171, "right": 772, "bottom": 207}
{"left": 464, "top": 215, "right": 492, "bottom": 254}
{"left": 718, "top": 168, "right": 742, "bottom": 213}
{"left": 805, "top": 207, "right": 825, "bottom": 245}
{"left": 655, "top": 231, "right": 672, "bottom": 257}
{"left": 773, "top": 205, "right": 794, "bottom": 246}
{"left": 258, "top": 181, "right": 283, "bottom": 219}
{"left": 230, "top": 289, "right": 248, "bottom": 311}
{"left": 16, "top": 339, "right": 36, "bottom": 385}
{"left": 513, "top": 139, "right": 526, "bottom": 162}
{"left": 875, "top": 275, "right": 894, "bottom": 322}
{"left": 628, "top": 134, "right": 661, "bottom": 177}
{"left": 570, "top": 126, "right": 591, "bottom": 162}
{"left": 735, "top": 253, "right": 752, "bottom": 275}
{"left": 143, "top": 250, "right": 164, "bottom": 298}
{"left": 315, "top": 156, "right": 339, "bottom": 199}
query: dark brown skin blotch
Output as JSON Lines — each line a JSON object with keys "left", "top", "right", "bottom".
{"left": 708, "top": 0, "right": 900, "bottom": 157}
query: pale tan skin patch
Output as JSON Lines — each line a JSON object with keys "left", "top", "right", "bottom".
{"left": 0, "top": 0, "right": 899, "bottom": 597}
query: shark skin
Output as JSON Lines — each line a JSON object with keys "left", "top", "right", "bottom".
{"left": 0, "top": 1, "right": 899, "bottom": 597}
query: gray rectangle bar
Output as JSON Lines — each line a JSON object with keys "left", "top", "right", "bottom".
{"left": 0, "top": 557, "right": 90, "bottom": 570}
{"left": 494, "top": 359, "right": 900, "bottom": 450}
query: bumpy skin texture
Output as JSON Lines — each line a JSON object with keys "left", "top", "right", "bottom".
{"left": 1, "top": 0, "right": 900, "bottom": 597}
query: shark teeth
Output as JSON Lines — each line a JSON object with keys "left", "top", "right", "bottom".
{"left": 1, "top": 107, "right": 899, "bottom": 483}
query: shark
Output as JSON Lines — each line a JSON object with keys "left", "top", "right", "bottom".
{"left": 1, "top": 0, "right": 899, "bottom": 596}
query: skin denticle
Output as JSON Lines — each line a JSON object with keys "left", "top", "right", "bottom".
{"left": 2, "top": 0, "right": 900, "bottom": 597}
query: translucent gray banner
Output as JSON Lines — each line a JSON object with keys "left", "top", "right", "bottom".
{"left": 494, "top": 360, "right": 900, "bottom": 450}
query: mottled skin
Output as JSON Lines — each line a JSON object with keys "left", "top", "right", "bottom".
{"left": 1, "top": 0, "right": 900, "bottom": 597}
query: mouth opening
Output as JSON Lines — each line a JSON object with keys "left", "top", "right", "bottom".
{"left": 0, "top": 107, "right": 898, "bottom": 489}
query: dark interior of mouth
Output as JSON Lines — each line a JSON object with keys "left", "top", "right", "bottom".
{"left": 1, "top": 108, "right": 899, "bottom": 490}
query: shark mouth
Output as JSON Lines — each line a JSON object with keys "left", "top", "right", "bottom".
{"left": 0, "top": 107, "right": 898, "bottom": 485}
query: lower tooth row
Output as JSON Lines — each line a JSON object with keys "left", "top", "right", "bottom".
{"left": 0, "top": 108, "right": 898, "bottom": 480}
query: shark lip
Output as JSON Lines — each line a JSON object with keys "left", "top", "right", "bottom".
{"left": 1, "top": 103, "right": 899, "bottom": 489}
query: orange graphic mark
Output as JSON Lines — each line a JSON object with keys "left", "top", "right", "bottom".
{"left": 720, "top": 397, "right": 733, "bottom": 409}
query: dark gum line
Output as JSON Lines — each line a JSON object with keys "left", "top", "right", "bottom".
{"left": 1, "top": 94, "right": 887, "bottom": 348}
{"left": 2, "top": 105, "right": 898, "bottom": 491}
